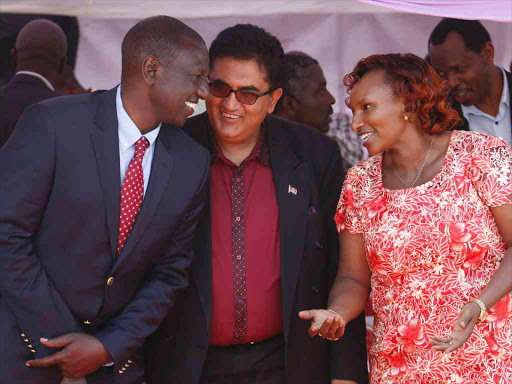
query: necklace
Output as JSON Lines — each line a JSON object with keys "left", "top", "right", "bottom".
{"left": 390, "top": 135, "right": 435, "bottom": 188}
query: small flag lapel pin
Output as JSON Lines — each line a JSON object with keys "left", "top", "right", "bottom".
{"left": 288, "top": 185, "right": 297, "bottom": 195}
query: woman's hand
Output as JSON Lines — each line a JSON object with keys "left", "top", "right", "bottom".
{"left": 430, "top": 301, "right": 480, "bottom": 353}
{"left": 299, "top": 309, "right": 346, "bottom": 340}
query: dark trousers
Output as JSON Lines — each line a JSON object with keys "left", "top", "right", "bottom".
{"left": 200, "top": 334, "right": 286, "bottom": 384}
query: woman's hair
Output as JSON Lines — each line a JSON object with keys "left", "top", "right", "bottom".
{"left": 344, "top": 53, "right": 461, "bottom": 134}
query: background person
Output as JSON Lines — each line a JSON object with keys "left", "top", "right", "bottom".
{"left": 273, "top": 51, "right": 335, "bottom": 133}
{"left": 300, "top": 53, "right": 512, "bottom": 383}
{"left": 0, "top": 19, "right": 67, "bottom": 148}
{"left": 273, "top": 51, "right": 363, "bottom": 176}
{"left": 429, "top": 18, "right": 511, "bottom": 148}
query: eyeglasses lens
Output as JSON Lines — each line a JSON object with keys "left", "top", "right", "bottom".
{"left": 209, "top": 84, "right": 257, "bottom": 105}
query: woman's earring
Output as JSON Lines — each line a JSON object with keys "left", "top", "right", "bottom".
{"left": 403, "top": 115, "right": 409, "bottom": 122}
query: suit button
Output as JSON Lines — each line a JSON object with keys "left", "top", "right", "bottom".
{"left": 312, "top": 286, "right": 319, "bottom": 293}
{"left": 107, "top": 277, "right": 114, "bottom": 286}
{"left": 315, "top": 241, "right": 324, "bottom": 249}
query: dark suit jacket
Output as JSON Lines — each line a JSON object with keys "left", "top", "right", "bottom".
{"left": 0, "top": 73, "right": 59, "bottom": 148}
{"left": 0, "top": 87, "right": 210, "bottom": 384}
{"left": 452, "top": 69, "right": 512, "bottom": 137}
{"left": 146, "top": 112, "right": 368, "bottom": 384}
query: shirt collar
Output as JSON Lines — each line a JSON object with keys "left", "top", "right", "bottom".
{"left": 16, "top": 71, "right": 54, "bottom": 91}
{"left": 209, "top": 121, "right": 270, "bottom": 168}
{"left": 462, "top": 66, "right": 510, "bottom": 116}
{"left": 116, "top": 85, "right": 160, "bottom": 153}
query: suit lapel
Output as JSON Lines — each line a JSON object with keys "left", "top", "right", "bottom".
{"left": 267, "top": 117, "right": 311, "bottom": 342}
{"left": 113, "top": 127, "right": 175, "bottom": 268}
{"left": 506, "top": 70, "right": 512, "bottom": 137}
{"left": 195, "top": 198, "right": 213, "bottom": 330}
{"left": 186, "top": 114, "right": 214, "bottom": 330}
{"left": 90, "top": 87, "right": 121, "bottom": 261}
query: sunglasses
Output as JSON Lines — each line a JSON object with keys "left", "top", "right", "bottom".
{"left": 208, "top": 82, "right": 273, "bottom": 105}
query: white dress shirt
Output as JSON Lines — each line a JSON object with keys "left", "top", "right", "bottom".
{"left": 116, "top": 86, "right": 160, "bottom": 198}
{"left": 15, "top": 71, "right": 55, "bottom": 91}
{"left": 461, "top": 67, "right": 511, "bottom": 147}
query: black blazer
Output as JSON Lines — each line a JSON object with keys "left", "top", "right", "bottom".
{"left": 146, "top": 112, "right": 368, "bottom": 384}
{"left": 0, "top": 87, "right": 210, "bottom": 384}
{"left": 0, "top": 73, "right": 59, "bottom": 148}
{"left": 452, "top": 68, "right": 512, "bottom": 138}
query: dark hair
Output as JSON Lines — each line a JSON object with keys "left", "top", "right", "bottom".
{"left": 121, "top": 15, "right": 204, "bottom": 79}
{"left": 429, "top": 18, "right": 491, "bottom": 53}
{"left": 209, "top": 24, "right": 284, "bottom": 90}
{"left": 344, "top": 53, "right": 461, "bottom": 134}
{"left": 275, "top": 52, "right": 319, "bottom": 112}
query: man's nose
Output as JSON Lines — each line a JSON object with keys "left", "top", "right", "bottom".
{"left": 446, "top": 72, "right": 460, "bottom": 89}
{"left": 223, "top": 91, "right": 241, "bottom": 110}
{"left": 327, "top": 90, "right": 336, "bottom": 105}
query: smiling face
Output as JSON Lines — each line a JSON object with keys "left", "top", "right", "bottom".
{"left": 429, "top": 32, "right": 492, "bottom": 107}
{"left": 150, "top": 38, "right": 209, "bottom": 127}
{"left": 348, "top": 69, "right": 407, "bottom": 156}
{"left": 292, "top": 63, "right": 335, "bottom": 133}
{"left": 206, "top": 57, "right": 282, "bottom": 145}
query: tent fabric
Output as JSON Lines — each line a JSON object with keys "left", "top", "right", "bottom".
{"left": 0, "top": 0, "right": 395, "bottom": 19}
{"left": 75, "top": 13, "right": 512, "bottom": 115}
{"left": 1, "top": 0, "right": 511, "bottom": 21}
{"left": 359, "top": 0, "right": 512, "bottom": 22}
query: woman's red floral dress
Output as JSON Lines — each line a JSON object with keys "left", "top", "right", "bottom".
{"left": 335, "top": 131, "right": 512, "bottom": 384}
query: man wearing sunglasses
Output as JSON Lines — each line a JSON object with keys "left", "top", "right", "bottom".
{"left": 146, "top": 24, "right": 368, "bottom": 384}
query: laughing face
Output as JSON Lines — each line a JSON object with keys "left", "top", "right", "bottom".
{"left": 348, "top": 69, "right": 407, "bottom": 156}
{"left": 206, "top": 57, "right": 282, "bottom": 145}
{"left": 429, "top": 31, "right": 493, "bottom": 107}
{"left": 150, "top": 38, "right": 209, "bottom": 127}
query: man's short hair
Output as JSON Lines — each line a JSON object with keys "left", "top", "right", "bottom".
{"left": 428, "top": 18, "right": 491, "bottom": 53}
{"left": 121, "top": 15, "right": 203, "bottom": 78}
{"left": 209, "top": 24, "right": 284, "bottom": 90}
{"left": 275, "top": 51, "right": 319, "bottom": 111}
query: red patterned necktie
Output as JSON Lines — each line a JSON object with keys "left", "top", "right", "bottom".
{"left": 117, "top": 136, "right": 149, "bottom": 255}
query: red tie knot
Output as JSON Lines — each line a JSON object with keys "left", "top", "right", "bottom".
{"left": 135, "top": 137, "right": 150, "bottom": 156}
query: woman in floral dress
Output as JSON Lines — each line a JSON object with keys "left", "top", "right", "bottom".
{"left": 300, "top": 54, "right": 512, "bottom": 383}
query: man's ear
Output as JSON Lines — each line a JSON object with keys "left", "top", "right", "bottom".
{"left": 282, "top": 95, "right": 299, "bottom": 116}
{"left": 267, "top": 87, "right": 284, "bottom": 114}
{"left": 58, "top": 57, "right": 66, "bottom": 75}
{"left": 142, "top": 55, "right": 159, "bottom": 85}
{"left": 481, "top": 42, "right": 495, "bottom": 65}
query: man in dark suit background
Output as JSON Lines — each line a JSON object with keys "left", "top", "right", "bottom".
{"left": 0, "top": 15, "right": 210, "bottom": 384}
{"left": 0, "top": 19, "right": 67, "bottom": 148}
{"left": 428, "top": 18, "right": 511, "bottom": 148}
{"left": 146, "top": 24, "right": 368, "bottom": 384}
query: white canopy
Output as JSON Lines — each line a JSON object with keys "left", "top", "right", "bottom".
{"left": 1, "top": 0, "right": 511, "bottom": 115}
{"left": 1, "top": 0, "right": 511, "bottom": 21}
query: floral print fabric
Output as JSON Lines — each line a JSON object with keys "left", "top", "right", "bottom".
{"left": 335, "top": 131, "right": 512, "bottom": 384}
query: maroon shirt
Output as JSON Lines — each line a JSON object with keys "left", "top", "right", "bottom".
{"left": 209, "top": 130, "right": 283, "bottom": 346}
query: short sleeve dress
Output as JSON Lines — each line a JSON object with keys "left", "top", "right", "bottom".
{"left": 335, "top": 130, "right": 512, "bottom": 384}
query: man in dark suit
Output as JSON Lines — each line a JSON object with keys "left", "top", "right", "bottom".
{"left": 428, "top": 18, "right": 511, "bottom": 148}
{"left": 0, "top": 15, "right": 210, "bottom": 384}
{"left": 0, "top": 19, "right": 67, "bottom": 148}
{"left": 146, "top": 24, "right": 368, "bottom": 384}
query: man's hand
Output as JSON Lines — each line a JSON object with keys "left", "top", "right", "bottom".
{"left": 26, "top": 333, "right": 112, "bottom": 378}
